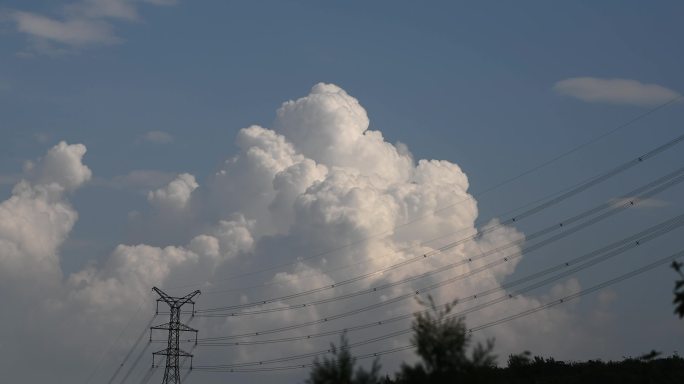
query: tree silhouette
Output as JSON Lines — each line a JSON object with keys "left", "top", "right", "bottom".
{"left": 395, "top": 296, "right": 496, "bottom": 383}
{"left": 306, "top": 332, "right": 381, "bottom": 384}
{"left": 305, "top": 290, "right": 684, "bottom": 383}
{"left": 672, "top": 261, "right": 684, "bottom": 318}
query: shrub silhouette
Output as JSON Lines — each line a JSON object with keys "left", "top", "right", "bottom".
{"left": 672, "top": 261, "right": 684, "bottom": 318}
{"left": 306, "top": 332, "right": 381, "bottom": 384}
{"left": 305, "top": 292, "right": 684, "bottom": 383}
{"left": 394, "top": 296, "right": 496, "bottom": 384}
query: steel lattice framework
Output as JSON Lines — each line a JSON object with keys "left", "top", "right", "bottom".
{"left": 150, "top": 287, "right": 201, "bottom": 384}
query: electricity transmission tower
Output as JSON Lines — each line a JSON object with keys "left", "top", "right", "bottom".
{"left": 150, "top": 287, "right": 201, "bottom": 384}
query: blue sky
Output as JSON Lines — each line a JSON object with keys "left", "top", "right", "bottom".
{"left": 3, "top": 1, "right": 682, "bottom": 173}
{"left": 1, "top": 1, "right": 684, "bottom": 383}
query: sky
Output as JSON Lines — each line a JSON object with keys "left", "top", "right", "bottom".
{"left": 1, "top": 1, "right": 684, "bottom": 383}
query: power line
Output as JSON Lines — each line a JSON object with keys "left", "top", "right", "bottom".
{"left": 194, "top": 193, "right": 681, "bottom": 342}
{"left": 108, "top": 315, "right": 157, "bottom": 384}
{"left": 472, "top": 95, "right": 682, "bottom": 195}
{"left": 193, "top": 212, "right": 684, "bottom": 347}
{"left": 92, "top": 95, "right": 683, "bottom": 382}
{"left": 117, "top": 342, "right": 151, "bottom": 384}
{"left": 193, "top": 167, "right": 684, "bottom": 324}
{"left": 163, "top": 100, "right": 683, "bottom": 293}
{"left": 192, "top": 134, "right": 684, "bottom": 313}
{"left": 177, "top": 145, "right": 680, "bottom": 301}
{"left": 140, "top": 164, "right": 678, "bottom": 376}
{"left": 193, "top": 247, "right": 684, "bottom": 372}
{"left": 83, "top": 298, "right": 148, "bottom": 384}
{"left": 137, "top": 365, "right": 158, "bottom": 384}
{"left": 195, "top": 211, "right": 684, "bottom": 348}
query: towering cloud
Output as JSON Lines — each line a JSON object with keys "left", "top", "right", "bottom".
{"left": 0, "top": 84, "right": 590, "bottom": 383}
{"left": 0, "top": 142, "right": 90, "bottom": 291}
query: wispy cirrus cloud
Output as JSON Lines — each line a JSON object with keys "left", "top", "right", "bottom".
{"left": 5, "top": 0, "right": 176, "bottom": 55}
{"left": 553, "top": 77, "right": 681, "bottom": 107}
{"left": 11, "top": 11, "right": 119, "bottom": 50}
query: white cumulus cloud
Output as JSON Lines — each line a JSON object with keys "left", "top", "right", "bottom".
{"left": 24, "top": 141, "right": 92, "bottom": 191}
{"left": 147, "top": 173, "right": 198, "bottom": 211}
{"left": 0, "top": 84, "right": 606, "bottom": 383}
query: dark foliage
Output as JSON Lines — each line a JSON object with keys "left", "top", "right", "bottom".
{"left": 382, "top": 354, "right": 684, "bottom": 383}
{"left": 673, "top": 261, "right": 684, "bottom": 318}
{"left": 306, "top": 332, "right": 381, "bottom": 384}
{"left": 306, "top": 291, "right": 684, "bottom": 383}
{"left": 394, "top": 296, "right": 496, "bottom": 384}
{"left": 494, "top": 353, "right": 684, "bottom": 384}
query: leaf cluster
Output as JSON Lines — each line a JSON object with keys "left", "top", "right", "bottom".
{"left": 394, "top": 296, "right": 496, "bottom": 384}
{"left": 672, "top": 261, "right": 684, "bottom": 318}
{"left": 306, "top": 332, "right": 381, "bottom": 384}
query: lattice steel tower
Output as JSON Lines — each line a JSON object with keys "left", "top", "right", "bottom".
{"left": 150, "top": 287, "right": 201, "bottom": 384}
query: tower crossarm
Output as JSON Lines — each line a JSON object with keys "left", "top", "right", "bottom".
{"left": 153, "top": 348, "right": 194, "bottom": 358}
{"left": 175, "top": 290, "right": 201, "bottom": 308}
{"left": 152, "top": 287, "right": 176, "bottom": 306}
{"left": 151, "top": 322, "right": 198, "bottom": 333}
